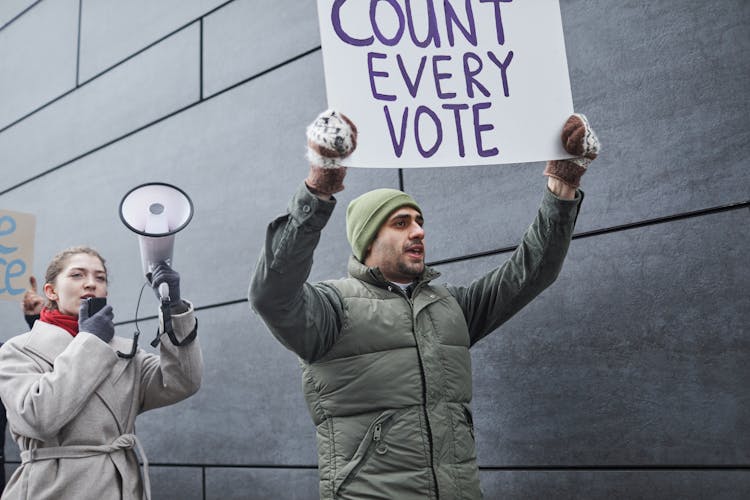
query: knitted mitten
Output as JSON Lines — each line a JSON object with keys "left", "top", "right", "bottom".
{"left": 305, "top": 110, "right": 357, "bottom": 196}
{"left": 544, "top": 113, "right": 600, "bottom": 188}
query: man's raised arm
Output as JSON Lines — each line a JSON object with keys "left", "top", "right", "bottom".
{"left": 249, "top": 110, "right": 357, "bottom": 362}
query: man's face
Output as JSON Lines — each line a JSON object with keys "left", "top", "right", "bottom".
{"left": 364, "top": 207, "right": 425, "bottom": 284}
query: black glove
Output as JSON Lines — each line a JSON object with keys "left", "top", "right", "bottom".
{"left": 150, "top": 262, "right": 181, "bottom": 304}
{"left": 78, "top": 300, "right": 115, "bottom": 343}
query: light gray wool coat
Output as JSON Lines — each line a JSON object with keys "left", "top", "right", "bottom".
{"left": 0, "top": 303, "right": 202, "bottom": 500}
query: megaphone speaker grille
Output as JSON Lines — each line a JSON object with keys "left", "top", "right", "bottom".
{"left": 119, "top": 182, "right": 194, "bottom": 237}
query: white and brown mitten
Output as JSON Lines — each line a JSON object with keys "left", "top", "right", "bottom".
{"left": 305, "top": 109, "right": 358, "bottom": 196}
{"left": 544, "top": 113, "right": 600, "bottom": 189}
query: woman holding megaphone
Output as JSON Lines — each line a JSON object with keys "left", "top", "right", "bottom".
{"left": 0, "top": 246, "right": 202, "bottom": 500}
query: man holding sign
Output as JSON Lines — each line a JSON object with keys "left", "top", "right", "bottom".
{"left": 250, "top": 108, "right": 599, "bottom": 498}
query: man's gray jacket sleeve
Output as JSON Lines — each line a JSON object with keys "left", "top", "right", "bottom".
{"left": 249, "top": 183, "right": 344, "bottom": 362}
{"left": 448, "top": 188, "right": 582, "bottom": 346}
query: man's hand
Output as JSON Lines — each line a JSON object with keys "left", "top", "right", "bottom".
{"left": 544, "top": 113, "right": 600, "bottom": 194}
{"left": 22, "top": 276, "right": 44, "bottom": 315}
{"left": 305, "top": 109, "right": 358, "bottom": 199}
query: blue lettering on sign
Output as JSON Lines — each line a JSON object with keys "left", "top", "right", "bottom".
{"left": 0, "top": 215, "right": 28, "bottom": 296}
{"left": 0, "top": 258, "right": 26, "bottom": 295}
{"left": 0, "top": 216, "right": 18, "bottom": 254}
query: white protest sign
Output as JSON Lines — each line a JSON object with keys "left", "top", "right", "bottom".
{"left": 0, "top": 209, "right": 36, "bottom": 302}
{"left": 317, "top": 0, "right": 574, "bottom": 168}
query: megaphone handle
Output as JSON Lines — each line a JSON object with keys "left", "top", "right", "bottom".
{"left": 159, "top": 282, "right": 170, "bottom": 301}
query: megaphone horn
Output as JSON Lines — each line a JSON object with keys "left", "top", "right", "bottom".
{"left": 119, "top": 182, "right": 194, "bottom": 300}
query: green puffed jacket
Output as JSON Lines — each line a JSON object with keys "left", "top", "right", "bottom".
{"left": 250, "top": 183, "right": 581, "bottom": 499}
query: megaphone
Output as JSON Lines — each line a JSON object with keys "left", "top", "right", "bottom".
{"left": 119, "top": 182, "right": 194, "bottom": 301}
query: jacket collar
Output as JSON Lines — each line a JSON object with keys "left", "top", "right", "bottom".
{"left": 23, "top": 321, "right": 75, "bottom": 364}
{"left": 347, "top": 255, "right": 441, "bottom": 290}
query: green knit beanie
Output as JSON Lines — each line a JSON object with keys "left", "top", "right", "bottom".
{"left": 346, "top": 188, "right": 421, "bottom": 262}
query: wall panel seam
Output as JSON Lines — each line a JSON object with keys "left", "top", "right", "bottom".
{"left": 202, "top": 46, "right": 321, "bottom": 100}
{"left": 5, "top": 460, "right": 747, "bottom": 470}
{"left": 79, "top": 0, "right": 236, "bottom": 85}
{"left": 0, "top": 46, "right": 322, "bottom": 196}
{"left": 0, "top": 0, "right": 239, "bottom": 133}
{"left": 0, "top": 0, "right": 43, "bottom": 32}
{"left": 199, "top": 18, "right": 204, "bottom": 101}
{"left": 105, "top": 200, "right": 749, "bottom": 325}
{"left": 0, "top": 20, "right": 202, "bottom": 135}
{"left": 76, "top": 0, "right": 82, "bottom": 86}
{"left": 427, "top": 200, "right": 750, "bottom": 267}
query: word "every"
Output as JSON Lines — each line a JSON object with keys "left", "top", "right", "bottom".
{"left": 330, "top": 0, "right": 515, "bottom": 159}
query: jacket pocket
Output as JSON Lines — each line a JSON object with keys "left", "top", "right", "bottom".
{"left": 463, "top": 403, "right": 475, "bottom": 440}
{"left": 452, "top": 403, "right": 478, "bottom": 465}
{"left": 333, "top": 409, "right": 398, "bottom": 494}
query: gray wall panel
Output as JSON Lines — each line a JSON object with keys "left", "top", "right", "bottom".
{"left": 0, "top": 52, "right": 396, "bottom": 323}
{"left": 203, "top": 0, "right": 320, "bottom": 97}
{"left": 0, "top": 0, "right": 78, "bottom": 129}
{"left": 0, "top": 303, "right": 29, "bottom": 337}
{"left": 435, "top": 208, "right": 749, "bottom": 466}
{"left": 2, "top": 464, "right": 17, "bottom": 489}
{"left": 205, "top": 467, "right": 318, "bottom": 500}
{"left": 405, "top": 164, "right": 544, "bottom": 262}
{"left": 149, "top": 466, "right": 203, "bottom": 500}
{"left": 479, "top": 469, "right": 750, "bottom": 500}
{"left": 129, "top": 305, "right": 319, "bottom": 465}
{"left": 0, "top": 0, "right": 38, "bottom": 29}
{"left": 0, "top": 24, "right": 200, "bottom": 193}
{"left": 404, "top": 0, "right": 750, "bottom": 261}
{"left": 78, "top": 0, "right": 227, "bottom": 82}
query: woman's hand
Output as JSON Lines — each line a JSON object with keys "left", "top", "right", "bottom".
{"left": 150, "top": 262, "right": 181, "bottom": 305}
{"left": 78, "top": 300, "right": 114, "bottom": 343}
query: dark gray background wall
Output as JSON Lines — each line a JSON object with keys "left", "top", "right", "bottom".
{"left": 0, "top": 1, "right": 748, "bottom": 498}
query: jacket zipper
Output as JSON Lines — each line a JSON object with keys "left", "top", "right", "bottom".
{"left": 409, "top": 298, "right": 440, "bottom": 499}
{"left": 373, "top": 423, "right": 388, "bottom": 454}
{"left": 335, "top": 411, "right": 396, "bottom": 494}
{"left": 384, "top": 281, "right": 440, "bottom": 498}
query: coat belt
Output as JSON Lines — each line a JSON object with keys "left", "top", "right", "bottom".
{"left": 20, "top": 433, "right": 151, "bottom": 500}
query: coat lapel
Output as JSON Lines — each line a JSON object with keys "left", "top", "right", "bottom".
{"left": 23, "top": 321, "right": 75, "bottom": 365}
{"left": 22, "top": 322, "right": 133, "bottom": 433}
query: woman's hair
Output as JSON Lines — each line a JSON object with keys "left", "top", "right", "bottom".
{"left": 44, "top": 246, "right": 108, "bottom": 310}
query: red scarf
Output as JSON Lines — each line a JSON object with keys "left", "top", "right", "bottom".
{"left": 40, "top": 307, "right": 79, "bottom": 337}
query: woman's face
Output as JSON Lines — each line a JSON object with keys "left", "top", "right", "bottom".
{"left": 44, "top": 253, "right": 108, "bottom": 316}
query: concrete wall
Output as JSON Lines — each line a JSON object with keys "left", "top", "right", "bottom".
{"left": 1, "top": 0, "right": 748, "bottom": 498}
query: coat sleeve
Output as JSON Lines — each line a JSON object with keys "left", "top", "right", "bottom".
{"left": 447, "top": 188, "right": 582, "bottom": 346}
{"left": 0, "top": 333, "right": 117, "bottom": 441}
{"left": 249, "top": 182, "right": 345, "bottom": 363}
{"left": 138, "top": 301, "right": 203, "bottom": 412}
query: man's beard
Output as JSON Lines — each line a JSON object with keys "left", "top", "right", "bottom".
{"left": 397, "top": 259, "right": 424, "bottom": 278}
